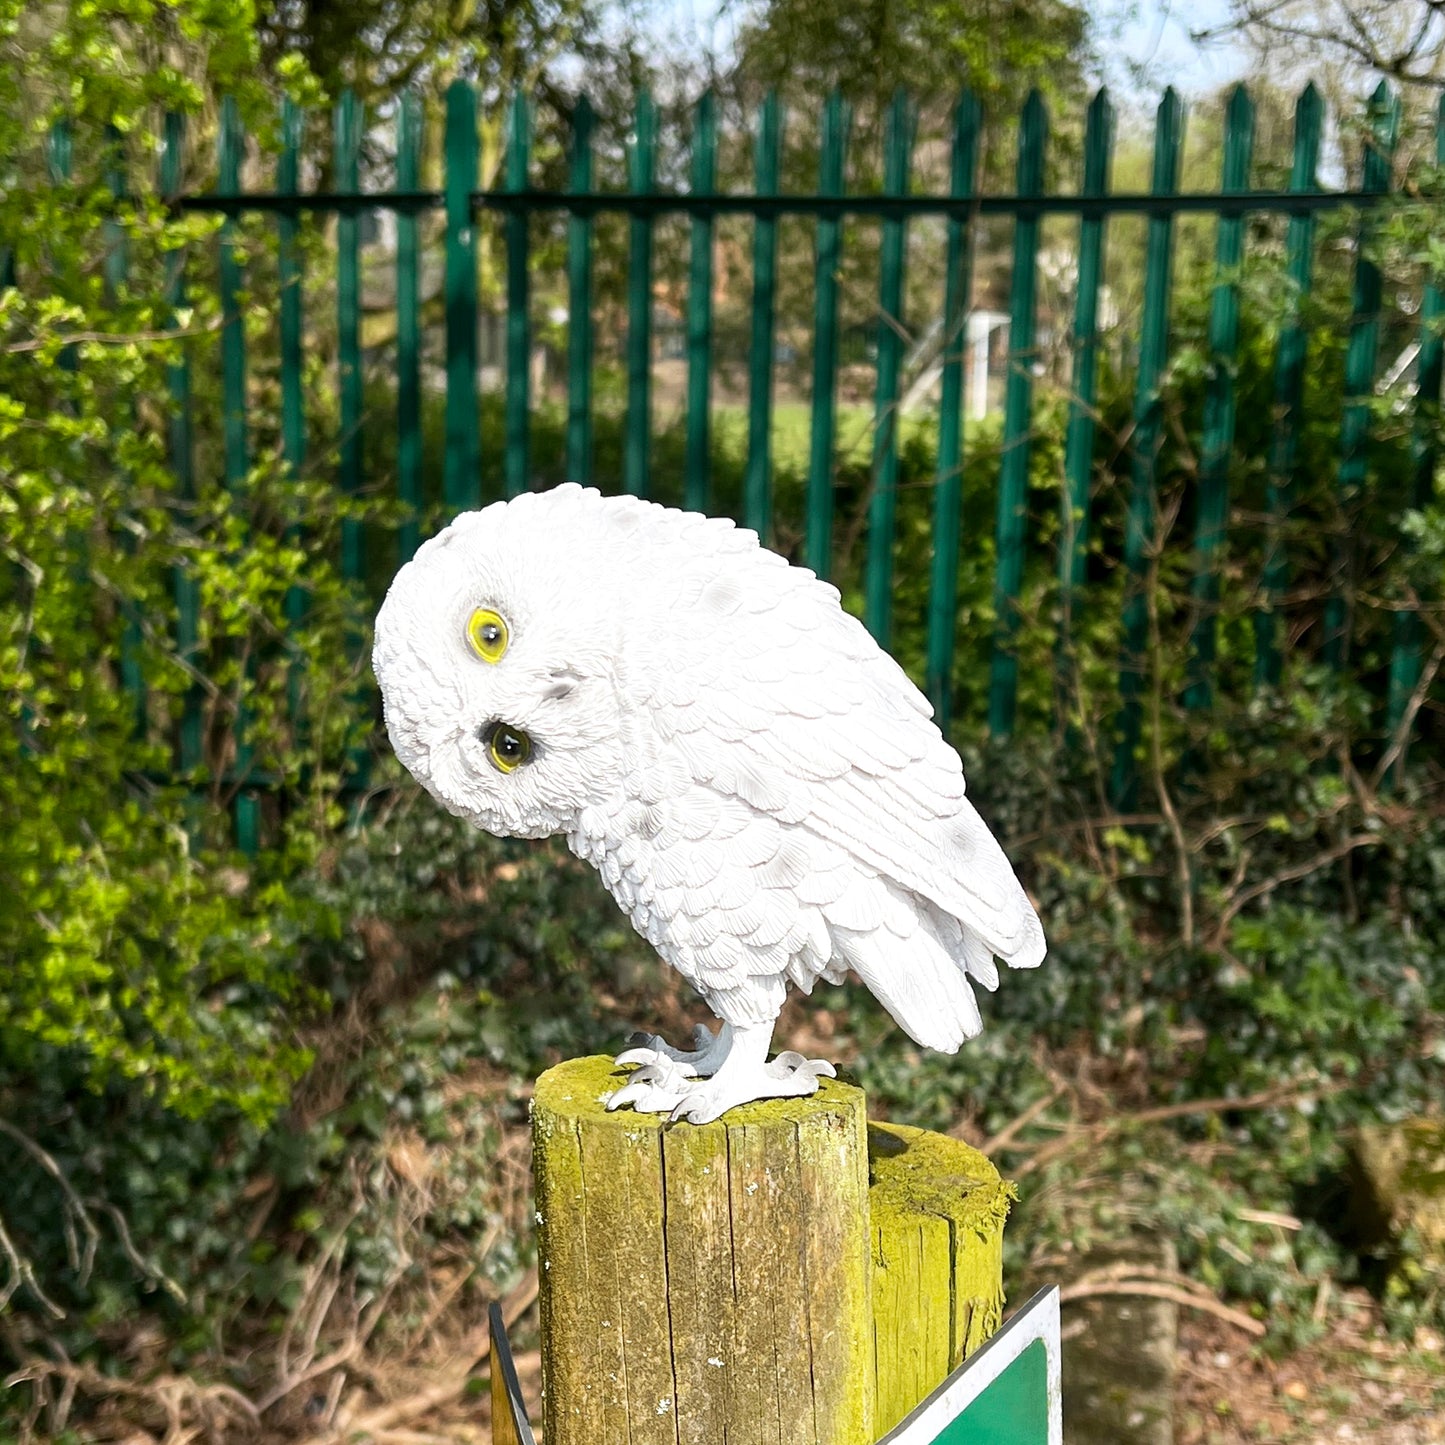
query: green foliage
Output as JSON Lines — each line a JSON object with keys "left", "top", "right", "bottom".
{"left": 0, "top": 4, "right": 366, "bottom": 1126}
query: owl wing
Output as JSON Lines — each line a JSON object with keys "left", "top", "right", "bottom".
{"left": 591, "top": 779, "right": 994, "bottom": 1052}
{"left": 629, "top": 546, "right": 1043, "bottom": 1040}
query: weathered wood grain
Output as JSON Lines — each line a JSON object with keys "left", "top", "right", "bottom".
{"left": 868, "top": 1120, "right": 1012, "bottom": 1436}
{"left": 532, "top": 1059, "right": 1010, "bottom": 1444}
{"left": 533, "top": 1056, "right": 874, "bottom": 1445}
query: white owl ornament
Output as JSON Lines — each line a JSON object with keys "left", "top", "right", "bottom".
{"left": 373, "top": 483, "right": 1045, "bottom": 1123}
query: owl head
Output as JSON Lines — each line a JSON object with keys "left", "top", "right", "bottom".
{"left": 372, "top": 487, "right": 631, "bottom": 840}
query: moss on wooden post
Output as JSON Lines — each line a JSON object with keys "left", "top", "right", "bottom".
{"left": 531, "top": 1058, "right": 1011, "bottom": 1444}
{"left": 868, "top": 1121, "right": 1012, "bottom": 1436}
{"left": 533, "top": 1055, "right": 874, "bottom": 1445}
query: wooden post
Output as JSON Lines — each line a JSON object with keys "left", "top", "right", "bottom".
{"left": 531, "top": 1057, "right": 1010, "bottom": 1445}
{"left": 533, "top": 1056, "right": 874, "bottom": 1445}
{"left": 869, "top": 1122, "right": 1012, "bottom": 1436}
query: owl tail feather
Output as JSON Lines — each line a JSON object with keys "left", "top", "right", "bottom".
{"left": 833, "top": 910, "right": 985, "bottom": 1055}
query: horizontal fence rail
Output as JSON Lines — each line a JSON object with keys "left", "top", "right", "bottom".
{"left": 178, "top": 190, "right": 1396, "bottom": 218}
{"left": 27, "top": 79, "right": 1444, "bottom": 847}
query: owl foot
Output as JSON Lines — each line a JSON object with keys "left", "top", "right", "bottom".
{"left": 605, "top": 1022, "right": 835, "bottom": 1124}
{"left": 613, "top": 1022, "right": 733, "bottom": 1077}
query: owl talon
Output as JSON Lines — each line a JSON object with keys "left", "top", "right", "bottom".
{"left": 613, "top": 1045, "right": 700, "bottom": 1073}
{"left": 768, "top": 1052, "right": 836, "bottom": 1081}
{"left": 612, "top": 1022, "right": 733, "bottom": 1078}
{"left": 665, "top": 1058, "right": 828, "bottom": 1124}
{"left": 605, "top": 1029, "right": 835, "bottom": 1124}
{"left": 605, "top": 1055, "right": 699, "bottom": 1112}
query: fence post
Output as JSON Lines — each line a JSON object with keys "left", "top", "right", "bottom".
{"left": 335, "top": 89, "right": 364, "bottom": 585}
{"left": 925, "top": 90, "right": 981, "bottom": 730}
{"left": 396, "top": 90, "right": 423, "bottom": 562}
{"left": 624, "top": 91, "right": 657, "bottom": 497}
{"left": 744, "top": 92, "right": 782, "bottom": 540}
{"left": 278, "top": 96, "right": 309, "bottom": 594}
{"left": 1255, "top": 82, "right": 1322, "bottom": 691}
{"left": 870, "top": 1121, "right": 1010, "bottom": 1436}
{"left": 805, "top": 90, "right": 849, "bottom": 581}
{"left": 217, "top": 95, "right": 259, "bottom": 854}
{"left": 1055, "top": 88, "right": 1114, "bottom": 724}
{"left": 1185, "top": 83, "right": 1255, "bottom": 712}
{"left": 504, "top": 91, "right": 532, "bottom": 499}
{"left": 1324, "top": 80, "right": 1399, "bottom": 670}
{"left": 532, "top": 1056, "right": 1010, "bottom": 1445}
{"left": 160, "top": 112, "right": 204, "bottom": 781}
{"left": 685, "top": 92, "right": 717, "bottom": 515}
{"left": 988, "top": 89, "right": 1048, "bottom": 739}
{"left": 1385, "top": 90, "right": 1445, "bottom": 776}
{"left": 864, "top": 89, "right": 916, "bottom": 647}
{"left": 444, "top": 78, "right": 480, "bottom": 515}
{"left": 566, "top": 97, "right": 595, "bottom": 488}
{"left": 104, "top": 123, "right": 147, "bottom": 737}
{"left": 1110, "top": 88, "right": 1184, "bottom": 813}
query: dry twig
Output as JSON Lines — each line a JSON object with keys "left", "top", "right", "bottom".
{"left": 980, "top": 1086, "right": 1066, "bottom": 1157}
{"left": 1061, "top": 1273, "right": 1266, "bottom": 1337}
{"left": 1009, "top": 1078, "right": 1337, "bottom": 1177}
{"left": 323, "top": 1268, "right": 540, "bottom": 1442}
{"left": 0, "top": 1118, "right": 100, "bottom": 1287}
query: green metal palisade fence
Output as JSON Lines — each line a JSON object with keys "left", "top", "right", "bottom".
{"left": 44, "top": 80, "right": 1441, "bottom": 843}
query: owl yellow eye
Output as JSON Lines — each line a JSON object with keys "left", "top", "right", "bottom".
{"left": 484, "top": 721, "right": 532, "bottom": 774}
{"left": 466, "top": 607, "right": 509, "bottom": 662}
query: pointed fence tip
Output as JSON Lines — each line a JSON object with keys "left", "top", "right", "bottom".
{"left": 954, "top": 89, "right": 982, "bottom": 130}
{"left": 1022, "top": 88, "right": 1049, "bottom": 131}
{"left": 445, "top": 77, "right": 477, "bottom": 124}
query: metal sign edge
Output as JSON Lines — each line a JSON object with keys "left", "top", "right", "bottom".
{"left": 488, "top": 1300, "right": 539, "bottom": 1445}
{"left": 874, "top": 1285, "right": 1062, "bottom": 1445}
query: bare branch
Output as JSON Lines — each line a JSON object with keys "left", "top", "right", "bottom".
{"left": 326, "top": 1269, "right": 539, "bottom": 1442}
{"left": 1061, "top": 1273, "right": 1267, "bottom": 1336}
{"left": 0, "top": 1212, "right": 65, "bottom": 1320}
{"left": 0, "top": 1118, "right": 99, "bottom": 1286}
{"left": 3, "top": 321, "right": 216, "bottom": 355}
{"left": 1370, "top": 630, "right": 1445, "bottom": 789}
{"left": 1211, "top": 832, "right": 1381, "bottom": 944}
{"left": 83, "top": 1196, "right": 187, "bottom": 1305}
{"left": 1193, "top": 0, "right": 1445, "bottom": 87}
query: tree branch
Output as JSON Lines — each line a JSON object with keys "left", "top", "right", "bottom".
{"left": 1061, "top": 1273, "right": 1266, "bottom": 1337}
{"left": 0, "top": 1118, "right": 99, "bottom": 1286}
{"left": 0, "top": 1212, "right": 64, "bottom": 1320}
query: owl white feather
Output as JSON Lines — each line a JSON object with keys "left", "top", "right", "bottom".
{"left": 373, "top": 483, "right": 1045, "bottom": 1122}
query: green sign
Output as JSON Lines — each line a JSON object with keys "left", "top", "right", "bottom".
{"left": 876, "top": 1287, "right": 1061, "bottom": 1445}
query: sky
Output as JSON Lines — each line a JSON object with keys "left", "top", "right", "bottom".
{"left": 1101, "top": 0, "right": 1255, "bottom": 96}
{"left": 655, "top": 0, "right": 1259, "bottom": 102}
